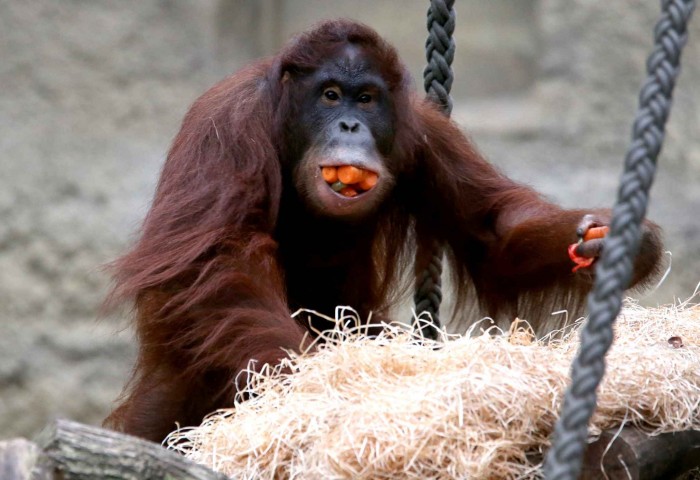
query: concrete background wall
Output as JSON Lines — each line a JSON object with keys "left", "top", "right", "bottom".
{"left": 1, "top": 0, "right": 698, "bottom": 439}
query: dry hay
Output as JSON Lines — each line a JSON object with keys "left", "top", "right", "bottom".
{"left": 166, "top": 301, "right": 700, "bottom": 479}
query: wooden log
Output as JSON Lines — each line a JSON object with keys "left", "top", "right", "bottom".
{"left": 34, "top": 418, "right": 227, "bottom": 480}
{"left": 0, "top": 438, "right": 50, "bottom": 480}
{"left": 6, "top": 418, "right": 699, "bottom": 479}
{"left": 581, "top": 427, "right": 700, "bottom": 479}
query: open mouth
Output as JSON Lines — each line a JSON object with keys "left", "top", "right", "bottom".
{"left": 321, "top": 165, "right": 379, "bottom": 198}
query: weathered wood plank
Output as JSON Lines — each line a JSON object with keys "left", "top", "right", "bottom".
{"left": 581, "top": 428, "right": 700, "bottom": 480}
{"left": 34, "top": 419, "right": 227, "bottom": 480}
{"left": 4, "top": 419, "right": 699, "bottom": 479}
{"left": 0, "top": 438, "right": 50, "bottom": 480}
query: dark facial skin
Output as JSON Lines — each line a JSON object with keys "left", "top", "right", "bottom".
{"left": 289, "top": 45, "right": 397, "bottom": 221}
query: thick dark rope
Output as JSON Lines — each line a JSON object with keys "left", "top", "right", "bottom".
{"left": 414, "top": 0, "right": 456, "bottom": 339}
{"left": 413, "top": 238, "right": 445, "bottom": 338}
{"left": 424, "top": 0, "right": 456, "bottom": 114}
{"left": 544, "top": 1, "right": 695, "bottom": 478}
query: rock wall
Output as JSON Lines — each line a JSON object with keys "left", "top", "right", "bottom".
{"left": 1, "top": 0, "right": 698, "bottom": 438}
{"left": 0, "top": 0, "right": 221, "bottom": 437}
{"left": 533, "top": 0, "right": 700, "bottom": 302}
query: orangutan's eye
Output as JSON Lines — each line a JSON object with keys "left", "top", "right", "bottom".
{"left": 322, "top": 87, "right": 342, "bottom": 105}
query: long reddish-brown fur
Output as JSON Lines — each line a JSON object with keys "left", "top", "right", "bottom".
{"left": 105, "top": 20, "right": 662, "bottom": 442}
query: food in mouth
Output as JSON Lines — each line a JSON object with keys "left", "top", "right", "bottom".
{"left": 322, "top": 166, "right": 378, "bottom": 197}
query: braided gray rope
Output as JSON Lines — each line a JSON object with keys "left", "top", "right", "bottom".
{"left": 413, "top": 238, "right": 445, "bottom": 338}
{"left": 424, "top": 0, "right": 456, "bottom": 114}
{"left": 544, "top": 1, "right": 696, "bottom": 478}
{"left": 414, "top": 0, "right": 455, "bottom": 339}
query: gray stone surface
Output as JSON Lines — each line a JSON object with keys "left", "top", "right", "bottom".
{"left": 1, "top": 0, "right": 698, "bottom": 439}
{"left": 0, "top": 0, "right": 221, "bottom": 438}
{"left": 533, "top": 0, "right": 700, "bottom": 303}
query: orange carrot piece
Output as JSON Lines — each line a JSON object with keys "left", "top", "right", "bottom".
{"left": 568, "top": 243, "right": 595, "bottom": 272}
{"left": 337, "top": 165, "right": 365, "bottom": 184}
{"left": 583, "top": 226, "right": 610, "bottom": 241}
{"left": 322, "top": 166, "right": 338, "bottom": 183}
{"left": 339, "top": 186, "right": 358, "bottom": 197}
{"left": 357, "top": 171, "right": 378, "bottom": 190}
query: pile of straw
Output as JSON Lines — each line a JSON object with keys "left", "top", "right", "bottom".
{"left": 167, "top": 302, "right": 700, "bottom": 479}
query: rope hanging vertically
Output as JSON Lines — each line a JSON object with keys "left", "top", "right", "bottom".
{"left": 414, "top": 0, "right": 455, "bottom": 339}
{"left": 424, "top": 0, "right": 456, "bottom": 114}
{"left": 544, "top": 1, "right": 696, "bottom": 478}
